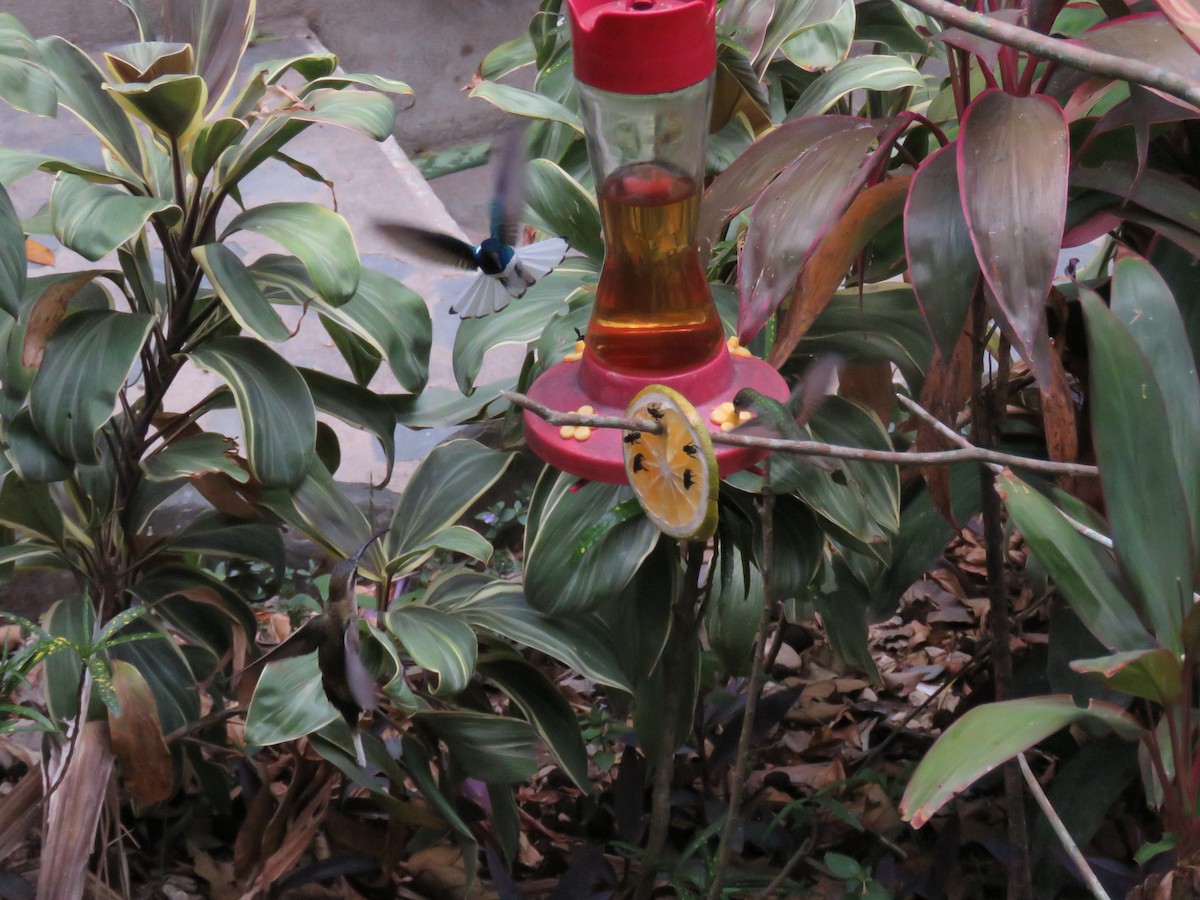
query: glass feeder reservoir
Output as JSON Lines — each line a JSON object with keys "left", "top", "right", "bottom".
{"left": 570, "top": 0, "right": 725, "bottom": 376}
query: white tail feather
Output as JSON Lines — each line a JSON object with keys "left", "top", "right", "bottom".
{"left": 451, "top": 273, "right": 512, "bottom": 319}
{"left": 514, "top": 237, "right": 569, "bottom": 279}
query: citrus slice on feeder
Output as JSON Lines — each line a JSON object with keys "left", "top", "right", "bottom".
{"left": 623, "top": 385, "right": 718, "bottom": 540}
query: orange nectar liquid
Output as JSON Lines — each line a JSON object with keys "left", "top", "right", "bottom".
{"left": 586, "top": 163, "right": 725, "bottom": 374}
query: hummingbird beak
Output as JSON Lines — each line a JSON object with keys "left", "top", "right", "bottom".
{"left": 347, "top": 529, "right": 388, "bottom": 572}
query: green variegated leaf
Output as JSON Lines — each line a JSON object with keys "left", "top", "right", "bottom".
{"left": 413, "top": 710, "right": 538, "bottom": 783}
{"left": 1071, "top": 649, "right": 1183, "bottom": 706}
{"left": 0, "top": 180, "right": 24, "bottom": 317}
{"left": 0, "top": 14, "right": 56, "bottom": 116}
{"left": 523, "top": 470, "right": 659, "bottom": 616}
{"left": 0, "top": 474, "right": 63, "bottom": 544}
{"left": 448, "top": 580, "right": 631, "bottom": 692}
{"left": 51, "top": 175, "right": 180, "bottom": 261}
{"left": 386, "top": 605, "right": 477, "bottom": 696}
{"left": 187, "top": 336, "right": 316, "bottom": 488}
{"left": 104, "top": 73, "right": 206, "bottom": 141}
{"left": 141, "top": 432, "right": 247, "bottom": 483}
{"left": 703, "top": 542, "right": 763, "bottom": 678}
{"left": 42, "top": 597, "right": 89, "bottom": 722}
{"left": 37, "top": 36, "right": 143, "bottom": 175}
{"left": 193, "top": 242, "right": 289, "bottom": 342}
{"left": 190, "top": 117, "right": 247, "bottom": 179}
{"left": 393, "top": 525, "right": 493, "bottom": 568}
{"left": 305, "top": 72, "right": 413, "bottom": 96}
{"left": 299, "top": 367, "right": 396, "bottom": 485}
{"left": 161, "top": 0, "right": 254, "bottom": 111}
{"left": 28, "top": 310, "right": 153, "bottom": 463}
{"left": 477, "top": 653, "right": 591, "bottom": 791}
{"left": 469, "top": 81, "right": 582, "bottom": 132}
{"left": 789, "top": 55, "right": 924, "bottom": 118}
{"left": 525, "top": 159, "right": 602, "bottom": 263}
{"left": 223, "top": 202, "right": 358, "bottom": 305}
{"left": 5, "top": 409, "right": 73, "bottom": 482}
{"left": 386, "top": 440, "right": 513, "bottom": 570}
{"left": 106, "top": 617, "right": 200, "bottom": 734}
{"left": 245, "top": 653, "right": 337, "bottom": 746}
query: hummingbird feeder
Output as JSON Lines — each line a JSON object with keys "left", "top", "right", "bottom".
{"left": 522, "top": 0, "right": 788, "bottom": 483}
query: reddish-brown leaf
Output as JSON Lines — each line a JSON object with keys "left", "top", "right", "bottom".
{"left": 915, "top": 326, "right": 975, "bottom": 526}
{"left": 108, "top": 659, "right": 173, "bottom": 808}
{"left": 24, "top": 237, "right": 54, "bottom": 267}
{"left": 768, "top": 175, "right": 910, "bottom": 366}
{"left": 837, "top": 359, "right": 895, "bottom": 427}
{"left": 1040, "top": 349, "right": 1079, "bottom": 491}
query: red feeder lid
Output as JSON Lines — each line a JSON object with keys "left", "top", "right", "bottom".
{"left": 567, "top": 0, "right": 716, "bottom": 95}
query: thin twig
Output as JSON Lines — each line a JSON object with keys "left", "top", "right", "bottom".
{"left": 505, "top": 390, "right": 1099, "bottom": 477}
{"left": 706, "top": 460, "right": 775, "bottom": 900}
{"left": 1017, "top": 754, "right": 1112, "bottom": 900}
{"left": 896, "top": 0, "right": 1200, "bottom": 109}
{"left": 758, "top": 826, "right": 820, "bottom": 898}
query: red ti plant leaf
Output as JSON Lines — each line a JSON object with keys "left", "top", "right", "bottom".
{"left": 905, "top": 143, "right": 979, "bottom": 362}
{"left": 958, "top": 90, "right": 1068, "bottom": 388}
{"left": 698, "top": 115, "right": 870, "bottom": 259}
{"left": 737, "top": 124, "right": 876, "bottom": 343}
{"left": 1039, "top": 349, "right": 1079, "bottom": 480}
{"left": 768, "top": 175, "right": 911, "bottom": 367}
{"left": 1153, "top": 0, "right": 1200, "bottom": 56}
{"left": 914, "top": 326, "right": 975, "bottom": 526}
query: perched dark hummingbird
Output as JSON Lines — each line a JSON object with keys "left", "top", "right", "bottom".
{"left": 245, "top": 533, "right": 384, "bottom": 766}
{"left": 732, "top": 353, "right": 844, "bottom": 444}
{"left": 377, "top": 130, "right": 569, "bottom": 319}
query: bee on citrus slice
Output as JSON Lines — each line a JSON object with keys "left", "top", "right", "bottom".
{"left": 623, "top": 385, "right": 718, "bottom": 541}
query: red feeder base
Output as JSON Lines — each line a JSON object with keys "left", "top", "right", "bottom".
{"left": 524, "top": 347, "right": 789, "bottom": 484}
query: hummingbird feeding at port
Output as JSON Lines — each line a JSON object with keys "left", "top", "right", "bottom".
{"left": 732, "top": 354, "right": 844, "bottom": 445}
{"left": 377, "top": 130, "right": 569, "bottom": 319}
{"left": 243, "top": 532, "right": 385, "bottom": 766}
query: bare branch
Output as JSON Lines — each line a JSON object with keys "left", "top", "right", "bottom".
{"left": 504, "top": 390, "right": 1100, "bottom": 478}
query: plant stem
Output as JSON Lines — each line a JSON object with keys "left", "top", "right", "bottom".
{"left": 972, "top": 299, "right": 1032, "bottom": 900}
{"left": 503, "top": 390, "right": 1099, "bottom": 478}
{"left": 897, "top": 0, "right": 1200, "bottom": 108}
{"left": 706, "top": 460, "right": 775, "bottom": 900}
{"left": 1017, "top": 754, "right": 1112, "bottom": 900}
{"left": 636, "top": 541, "right": 706, "bottom": 900}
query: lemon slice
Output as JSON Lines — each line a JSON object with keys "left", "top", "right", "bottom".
{"left": 623, "top": 385, "right": 718, "bottom": 541}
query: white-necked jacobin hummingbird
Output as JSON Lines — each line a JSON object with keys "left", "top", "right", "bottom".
{"left": 377, "top": 131, "right": 569, "bottom": 319}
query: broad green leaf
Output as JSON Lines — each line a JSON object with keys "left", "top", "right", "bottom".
{"left": 104, "top": 74, "right": 206, "bottom": 141}
{"left": 480, "top": 34, "right": 535, "bottom": 80}
{"left": 395, "top": 525, "right": 493, "bottom": 568}
{"left": 187, "top": 336, "right": 316, "bottom": 488}
{"left": 0, "top": 180, "right": 24, "bottom": 317}
{"left": 161, "top": 0, "right": 254, "bottom": 111}
{"left": 36, "top": 36, "right": 143, "bottom": 174}
{"left": 469, "top": 81, "right": 582, "bottom": 132}
{"left": 128, "top": 565, "right": 258, "bottom": 659}
{"left": 815, "top": 556, "right": 882, "bottom": 681}
{"left": 525, "top": 159, "right": 603, "bottom": 263}
{"left": 597, "top": 537, "right": 675, "bottom": 685}
{"left": 1071, "top": 649, "right": 1183, "bottom": 706}
{"left": 28, "top": 309, "right": 153, "bottom": 463}
{"left": 107, "top": 617, "right": 200, "bottom": 734}
{"left": 704, "top": 543, "right": 763, "bottom": 678}
{"left": 1081, "top": 289, "right": 1193, "bottom": 651}
{"left": 780, "top": 0, "right": 856, "bottom": 68}
{"left": 450, "top": 580, "right": 632, "bottom": 692}
{"left": 299, "top": 368, "right": 396, "bottom": 486}
{"left": 115, "top": 0, "right": 154, "bottom": 42}
{"left": 401, "top": 735, "right": 477, "bottom": 842}
{"left": 42, "top": 596, "right": 89, "bottom": 722}
{"left": 245, "top": 653, "right": 337, "bottom": 745}
{"left": 20, "top": 271, "right": 115, "bottom": 369}
{"left": 959, "top": 90, "right": 1068, "bottom": 387}
{"left": 904, "top": 143, "right": 977, "bottom": 359}
{"left": 50, "top": 175, "right": 180, "bottom": 261}
{"left": 223, "top": 203, "right": 358, "bottom": 305}
{"left": 633, "top": 620, "right": 699, "bottom": 765}
{"left": 103, "top": 42, "right": 194, "bottom": 84}
{"left": 305, "top": 72, "right": 413, "bottom": 96}
{"left": 452, "top": 263, "right": 596, "bottom": 393}
{"left": 1110, "top": 257, "right": 1200, "bottom": 556}
{"left": 523, "top": 469, "right": 659, "bottom": 616}
{"left": 388, "top": 383, "right": 505, "bottom": 429}
{"left": 226, "top": 52, "right": 338, "bottom": 119}
{"left": 141, "top": 432, "right": 248, "bottom": 483}
{"left": 413, "top": 710, "right": 539, "bottom": 783}
{"left": 159, "top": 519, "right": 284, "bottom": 581}
{"left": 0, "top": 474, "right": 64, "bottom": 543}
{"left": 0, "top": 543, "right": 57, "bottom": 568}
{"left": 477, "top": 653, "right": 591, "bottom": 791}
{"left": 900, "top": 696, "right": 1144, "bottom": 828}
{"left": 5, "top": 409, "right": 73, "bottom": 482}
{"left": 999, "top": 473, "right": 1151, "bottom": 651}
{"left": 190, "top": 117, "right": 247, "bottom": 179}
{"left": 789, "top": 55, "right": 923, "bottom": 118}
{"left": 0, "top": 14, "right": 56, "bottom": 116}
{"left": 193, "top": 242, "right": 289, "bottom": 342}
{"left": 738, "top": 124, "right": 875, "bottom": 341}
{"left": 259, "top": 458, "right": 379, "bottom": 574}
{"left": 386, "top": 605, "right": 477, "bottom": 696}
{"left": 386, "top": 440, "right": 513, "bottom": 569}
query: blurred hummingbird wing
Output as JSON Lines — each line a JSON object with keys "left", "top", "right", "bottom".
{"left": 376, "top": 222, "right": 477, "bottom": 270}
{"left": 451, "top": 273, "right": 512, "bottom": 319}
{"left": 513, "top": 237, "right": 569, "bottom": 279}
{"left": 234, "top": 618, "right": 321, "bottom": 680}
{"left": 343, "top": 622, "right": 378, "bottom": 713}
{"left": 490, "top": 129, "right": 529, "bottom": 246}
{"left": 788, "top": 353, "right": 844, "bottom": 426}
